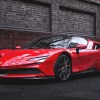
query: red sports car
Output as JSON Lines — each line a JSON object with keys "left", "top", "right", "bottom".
{"left": 0, "top": 35, "right": 100, "bottom": 81}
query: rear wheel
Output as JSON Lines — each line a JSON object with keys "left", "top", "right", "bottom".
{"left": 54, "top": 54, "right": 71, "bottom": 81}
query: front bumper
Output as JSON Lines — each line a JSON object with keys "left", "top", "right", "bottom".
{"left": 0, "top": 68, "right": 47, "bottom": 79}
{"left": 0, "top": 60, "right": 55, "bottom": 79}
{"left": 0, "top": 73, "right": 47, "bottom": 79}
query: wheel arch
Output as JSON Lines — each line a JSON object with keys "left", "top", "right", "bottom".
{"left": 54, "top": 52, "right": 72, "bottom": 81}
{"left": 59, "top": 52, "right": 72, "bottom": 63}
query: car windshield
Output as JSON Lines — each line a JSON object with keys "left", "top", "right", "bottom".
{"left": 22, "top": 35, "right": 71, "bottom": 49}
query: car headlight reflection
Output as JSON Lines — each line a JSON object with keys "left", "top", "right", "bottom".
{"left": 29, "top": 56, "right": 49, "bottom": 63}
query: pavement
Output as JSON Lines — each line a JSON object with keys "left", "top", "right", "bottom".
{"left": 0, "top": 72, "right": 100, "bottom": 100}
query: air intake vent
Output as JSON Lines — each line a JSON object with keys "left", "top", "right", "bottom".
{"left": 10, "top": 68, "right": 42, "bottom": 74}
{"left": 0, "top": 70, "right": 11, "bottom": 74}
{"left": 0, "top": 68, "right": 42, "bottom": 75}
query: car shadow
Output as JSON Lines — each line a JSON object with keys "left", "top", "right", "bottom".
{"left": 0, "top": 72, "right": 100, "bottom": 85}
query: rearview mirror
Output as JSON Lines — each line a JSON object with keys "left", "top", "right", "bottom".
{"left": 16, "top": 46, "right": 21, "bottom": 49}
{"left": 76, "top": 44, "right": 87, "bottom": 54}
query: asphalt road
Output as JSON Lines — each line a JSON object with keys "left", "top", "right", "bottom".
{"left": 0, "top": 72, "right": 100, "bottom": 100}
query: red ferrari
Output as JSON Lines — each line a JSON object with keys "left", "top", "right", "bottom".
{"left": 0, "top": 35, "right": 100, "bottom": 81}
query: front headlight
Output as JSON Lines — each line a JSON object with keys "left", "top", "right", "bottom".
{"left": 29, "top": 55, "right": 49, "bottom": 63}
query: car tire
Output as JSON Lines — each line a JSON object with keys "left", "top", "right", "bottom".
{"left": 54, "top": 54, "right": 72, "bottom": 81}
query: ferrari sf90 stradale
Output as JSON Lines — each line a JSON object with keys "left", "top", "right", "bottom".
{"left": 0, "top": 35, "right": 100, "bottom": 81}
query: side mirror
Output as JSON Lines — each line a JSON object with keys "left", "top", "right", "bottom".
{"left": 76, "top": 44, "right": 87, "bottom": 54}
{"left": 16, "top": 46, "right": 21, "bottom": 49}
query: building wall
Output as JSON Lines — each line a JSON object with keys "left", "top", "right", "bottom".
{"left": 0, "top": 0, "right": 100, "bottom": 49}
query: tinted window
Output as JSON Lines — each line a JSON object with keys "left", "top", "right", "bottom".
{"left": 22, "top": 36, "right": 71, "bottom": 49}
{"left": 69, "top": 37, "right": 88, "bottom": 48}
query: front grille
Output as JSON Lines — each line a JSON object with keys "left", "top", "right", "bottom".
{"left": 0, "top": 70, "right": 11, "bottom": 74}
{"left": 0, "top": 68, "right": 42, "bottom": 75}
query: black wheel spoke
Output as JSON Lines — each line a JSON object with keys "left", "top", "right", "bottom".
{"left": 65, "top": 59, "right": 68, "bottom": 65}
{"left": 58, "top": 67, "right": 63, "bottom": 72}
{"left": 58, "top": 62, "right": 63, "bottom": 67}
{"left": 59, "top": 71, "right": 63, "bottom": 77}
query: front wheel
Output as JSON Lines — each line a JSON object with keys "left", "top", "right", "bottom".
{"left": 54, "top": 54, "right": 72, "bottom": 81}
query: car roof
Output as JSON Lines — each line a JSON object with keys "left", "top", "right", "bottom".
{"left": 35, "top": 34, "right": 100, "bottom": 42}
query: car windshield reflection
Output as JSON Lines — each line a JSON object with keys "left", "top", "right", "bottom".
{"left": 22, "top": 36, "right": 70, "bottom": 49}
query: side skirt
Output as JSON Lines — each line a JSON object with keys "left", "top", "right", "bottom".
{"left": 20, "top": 76, "right": 55, "bottom": 80}
{"left": 72, "top": 68, "right": 98, "bottom": 75}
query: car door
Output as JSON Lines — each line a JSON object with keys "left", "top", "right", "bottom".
{"left": 94, "top": 43, "right": 100, "bottom": 69}
{"left": 69, "top": 36, "right": 96, "bottom": 72}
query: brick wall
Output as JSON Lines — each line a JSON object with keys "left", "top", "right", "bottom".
{"left": 59, "top": 8, "right": 94, "bottom": 35}
{"left": 0, "top": 29, "right": 49, "bottom": 49}
{"left": 0, "top": 0, "right": 100, "bottom": 49}
{"left": 0, "top": 0, "right": 51, "bottom": 32}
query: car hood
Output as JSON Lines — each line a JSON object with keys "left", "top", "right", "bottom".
{"left": 0, "top": 49, "right": 63, "bottom": 67}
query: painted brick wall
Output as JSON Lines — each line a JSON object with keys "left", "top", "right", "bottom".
{"left": 59, "top": 8, "right": 94, "bottom": 35}
{"left": 0, "top": 0, "right": 51, "bottom": 32}
{"left": 0, "top": 0, "right": 100, "bottom": 49}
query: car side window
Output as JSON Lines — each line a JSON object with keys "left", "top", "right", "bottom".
{"left": 68, "top": 37, "right": 88, "bottom": 48}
